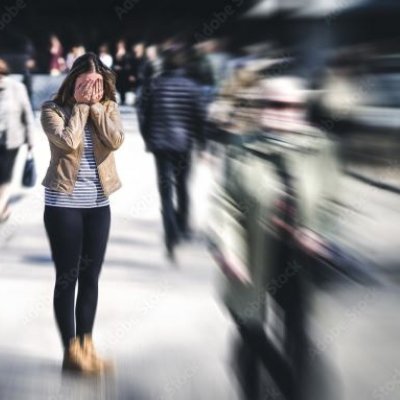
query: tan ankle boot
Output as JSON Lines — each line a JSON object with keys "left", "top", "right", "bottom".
{"left": 81, "top": 334, "right": 114, "bottom": 372}
{"left": 62, "top": 337, "right": 103, "bottom": 374}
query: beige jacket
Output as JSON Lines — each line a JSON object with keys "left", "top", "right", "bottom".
{"left": 40, "top": 100, "right": 124, "bottom": 196}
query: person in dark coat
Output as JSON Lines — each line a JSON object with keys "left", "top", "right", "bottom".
{"left": 140, "top": 45, "right": 205, "bottom": 260}
{"left": 113, "top": 39, "right": 131, "bottom": 105}
{"left": 129, "top": 43, "right": 149, "bottom": 93}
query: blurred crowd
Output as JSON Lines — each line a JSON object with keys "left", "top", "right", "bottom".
{"left": 2, "top": 24, "right": 400, "bottom": 269}
{"left": 45, "top": 36, "right": 164, "bottom": 105}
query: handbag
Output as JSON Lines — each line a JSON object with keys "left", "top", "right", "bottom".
{"left": 22, "top": 150, "right": 37, "bottom": 188}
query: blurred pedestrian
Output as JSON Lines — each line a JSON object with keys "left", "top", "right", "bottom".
{"left": 146, "top": 45, "right": 162, "bottom": 79}
{"left": 188, "top": 45, "right": 215, "bottom": 91}
{"left": 0, "top": 59, "right": 35, "bottom": 222}
{"left": 48, "top": 34, "right": 65, "bottom": 76}
{"left": 66, "top": 44, "right": 86, "bottom": 71}
{"left": 193, "top": 39, "right": 230, "bottom": 108}
{"left": 22, "top": 39, "right": 37, "bottom": 106}
{"left": 135, "top": 44, "right": 160, "bottom": 135}
{"left": 23, "top": 57, "right": 36, "bottom": 106}
{"left": 113, "top": 39, "right": 131, "bottom": 105}
{"left": 140, "top": 45, "right": 205, "bottom": 260}
{"left": 98, "top": 43, "right": 113, "bottom": 69}
{"left": 129, "top": 42, "right": 148, "bottom": 93}
{"left": 40, "top": 52, "right": 124, "bottom": 373}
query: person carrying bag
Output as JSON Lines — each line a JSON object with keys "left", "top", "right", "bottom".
{"left": 0, "top": 58, "right": 35, "bottom": 222}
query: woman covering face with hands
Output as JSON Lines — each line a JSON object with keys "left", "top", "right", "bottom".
{"left": 74, "top": 73, "right": 104, "bottom": 104}
{"left": 40, "top": 52, "right": 124, "bottom": 375}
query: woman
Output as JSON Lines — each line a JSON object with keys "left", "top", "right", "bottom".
{"left": 0, "top": 59, "right": 35, "bottom": 222}
{"left": 41, "top": 53, "right": 124, "bottom": 374}
{"left": 48, "top": 34, "right": 65, "bottom": 75}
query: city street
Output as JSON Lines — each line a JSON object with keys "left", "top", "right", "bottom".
{"left": 3, "top": 0, "right": 400, "bottom": 398}
{"left": 0, "top": 108, "right": 239, "bottom": 400}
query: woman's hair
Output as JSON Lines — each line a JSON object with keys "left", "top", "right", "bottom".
{"left": 54, "top": 52, "right": 116, "bottom": 105}
{"left": 0, "top": 59, "right": 10, "bottom": 76}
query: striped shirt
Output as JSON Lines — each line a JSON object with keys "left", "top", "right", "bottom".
{"left": 45, "top": 122, "right": 110, "bottom": 208}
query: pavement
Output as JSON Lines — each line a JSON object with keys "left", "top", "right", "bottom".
{"left": 2, "top": 107, "right": 400, "bottom": 400}
{"left": 0, "top": 108, "right": 240, "bottom": 400}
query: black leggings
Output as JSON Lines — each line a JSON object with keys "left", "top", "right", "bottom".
{"left": 44, "top": 205, "right": 110, "bottom": 348}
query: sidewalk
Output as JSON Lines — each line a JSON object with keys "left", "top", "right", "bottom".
{"left": 0, "top": 111, "right": 238, "bottom": 400}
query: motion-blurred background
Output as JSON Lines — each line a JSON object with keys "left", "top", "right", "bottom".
{"left": 1, "top": 0, "right": 400, "bottom": 399}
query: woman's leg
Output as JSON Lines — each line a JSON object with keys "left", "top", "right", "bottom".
{"left": 44, "top": 206, "right": 84, "bottom": 348}
{"left": 75, "top": 206, "right": 111, "bottom": 337}
{"left": 0, "top": 183, "right": 11, "bottom": 217}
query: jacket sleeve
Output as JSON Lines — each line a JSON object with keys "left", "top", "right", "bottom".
{"left": 19, "top": 83, "right": 35, "bottom": 147}
{"left": 89, "top": 101, "right": 124, "bottom": 150}
{"left": 41, "top": 101, "right": 89, "bottom": 151}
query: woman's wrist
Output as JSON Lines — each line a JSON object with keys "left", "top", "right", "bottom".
{"left": 73, "top": 102, "right": 90, "bottom": 114}
{"left": 89, "top": 103, "right": 104, "bottom": 118}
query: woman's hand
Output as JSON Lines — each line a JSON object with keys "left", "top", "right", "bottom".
{"left": 90, "top": 78, "right": 104, "bottom": 104}
{"left": 74, "top": 80, "right": 94, "bottom": 104}
{"left": 74, "top": 73, "right": 104, "bottom": 104}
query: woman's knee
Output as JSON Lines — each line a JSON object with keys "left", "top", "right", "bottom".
{"left": 54, "top": 264, "right": 80, "bottom": 295}
{"left": 78, "top": 270, "right": 100, "bottom": 291}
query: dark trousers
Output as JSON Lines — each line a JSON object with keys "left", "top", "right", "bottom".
{"left": 0, "top": 146, "right": 19, "bottom": 184}
{"left": 154, "top": 151, "right": 191, "bottom": 248}
{"left": 44, "top": 205, "right": 110, "bottom": 348}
